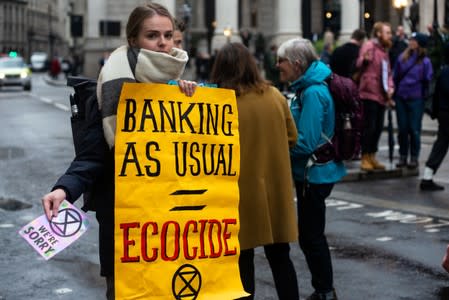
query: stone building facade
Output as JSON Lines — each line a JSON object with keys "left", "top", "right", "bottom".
{"left": 0, "top": 0, "right": 69, "bottom": 60}
{"left": 0, "top": 0, "right": 447, "bottom": 77}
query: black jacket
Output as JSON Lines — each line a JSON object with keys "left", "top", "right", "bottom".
{"left": 53, "top": 81, "right": 115, "bottom": 277}
{"left": 434, "top": 66, "right": 449, "bottom": 115}
{"left": 330, "top": 42, "right": 360, "bottom": 78}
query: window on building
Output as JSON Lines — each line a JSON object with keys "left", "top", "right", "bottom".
{"left": 99, "top": 20, "right": 121, "bottom": 37}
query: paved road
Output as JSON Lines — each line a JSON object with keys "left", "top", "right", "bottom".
{"left": 1, "top": 74, "right": 449, "bottom": 299}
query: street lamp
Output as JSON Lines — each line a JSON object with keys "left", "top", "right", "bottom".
{"left": 223, "top": 27, "right": 232, "bottom": 44}
{"left": 393, "top": 0, "right": 408, "bottom": 25}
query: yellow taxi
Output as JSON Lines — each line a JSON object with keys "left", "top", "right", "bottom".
{"left": 0, "top": 56, "right": 32, "bottom": 91}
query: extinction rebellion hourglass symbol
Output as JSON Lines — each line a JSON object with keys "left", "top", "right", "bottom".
{"left": 49, "top": 208, "right": 83, "bottom": 237}
{"left": 172, "top": 264, "right": 202, "bottom": 299}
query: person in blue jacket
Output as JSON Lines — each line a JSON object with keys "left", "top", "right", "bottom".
{"left": 277, "top": 38, "right": 346, "bottom": 300}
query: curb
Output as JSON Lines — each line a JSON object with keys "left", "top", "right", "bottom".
{"left": 341, "top": 164, "right": 419, "bottom": 182}
{"left": 43, "top": 75, "right": 67, "bottom": 87}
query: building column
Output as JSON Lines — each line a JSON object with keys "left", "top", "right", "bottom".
{"left": 419, "top": 0, "right": 445, "bottom": 32}
{"left": 194, "top": 0, "right": 206, "bottom": 29}
{"left": 240, "top": 0, "right": 252, "bottom": 29}
{"left": 211, "top": 0, "right": 239, "bottom": 50}
{"left": 339, "top": 0, "right": 360, "bottom": 43}
{"left": 152, "top": 0, "right": 176, "bottom": 16}
{"left": 272, "top": 0, "right": 301, "bottom": 46}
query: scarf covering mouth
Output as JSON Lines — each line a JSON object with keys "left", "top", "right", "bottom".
{"left": 97, "top": 45, "right": 188, "bottom": 148}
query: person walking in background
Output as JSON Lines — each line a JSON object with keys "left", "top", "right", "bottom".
{"left": 393, "top": 32, "right": 433, "bottom": 169}
{"left": 41, "top": 4, "right": 196, "bottom": 299}
{"left": 97, "top": 51, "right": 110, "bottom": 76}
{"left": 264, "top": 44, "right": 283, "bottom": 91}
{"left": 389, "top": 25, "right": 408, "bottom": 68}
{"left": 427, "top": 23, "right": 449, "bottom": 77}
{"left": 330, "top": 29, "right": 367, "bottom": 78}
{"left": 61, "top": 56, "right": 72, "bottom": 79}
{"left": 277, "top": 38, "right": 346, "bottom": 300}
{"left": 323, "top": 27, "right": 335, "bottom": 48}
{"left": 420, "top": 44, "right": 449, "bottom": 191}
{"left": 356, "top": 21, "right": 395, "bottom": 171}
{"left": 173, "top": 18, "right": 185, "bottom": 49}
{"left": 210, "top": 42, "right": 300, "bottom": 300}
{"left": 49, "top": 55, "right": 61, "bottom": 79}
{"left": 320, "top": 42, "right": 333, "bottom": 66}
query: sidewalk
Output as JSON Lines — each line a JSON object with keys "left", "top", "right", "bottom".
{"left": 341, "top": 112, "right": 437, "bottom": 182}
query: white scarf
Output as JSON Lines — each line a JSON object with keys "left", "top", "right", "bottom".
{"left": 97, "top": 45, "right": 188, "bottom": 148}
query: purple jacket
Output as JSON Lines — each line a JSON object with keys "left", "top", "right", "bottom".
{"left": 356, "top": 39, "right": 394, "bottom": 105}
{"left": 393, "top": 51, "right": 433, "bottom": 99}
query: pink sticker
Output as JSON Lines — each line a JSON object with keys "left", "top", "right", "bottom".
{"left": 19, "top": 200, "right": 90, "bottom": 260}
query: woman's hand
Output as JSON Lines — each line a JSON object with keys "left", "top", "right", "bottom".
{"left": 41, "top": 188, "right": 67, "bottom": 220}
{"left": 178, "top": 80, "right": 197, "bottom": 97}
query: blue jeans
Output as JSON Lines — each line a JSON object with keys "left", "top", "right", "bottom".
{"left": 395, "top": 97, "right": 424, "bottom": 158}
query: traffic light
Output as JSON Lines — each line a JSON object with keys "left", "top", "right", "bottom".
{"left": 8, "top": 51, "right": 18, "bottom": 57}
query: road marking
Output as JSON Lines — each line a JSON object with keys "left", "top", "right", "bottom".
{"left": 54, "top": 102, "right": 70, "bottom": 111}
{"left": 326, "top": 199, "right": 364, "bottom": 210}
{"left": 331, "top": 190, "right": 449, "bottom": 221}
{"left": 376, "top": 236, "right": 393, "bottom": 242}
{"left": 54, "top": 288, "right": 73, "bottom": 295}
{"left": 30, "top": 93, "right": 70, "bottom": 112}
{"left": 0, "top": 223, "right": 14, "bottom": 228}
{"left": 328, "top": 196, "right": 449, "bottom": 239}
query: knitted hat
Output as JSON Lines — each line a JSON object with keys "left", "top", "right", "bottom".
{"left": 411, "top": 32, "right": 429, "bottom": 48}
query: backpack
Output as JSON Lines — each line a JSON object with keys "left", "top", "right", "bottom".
{"left": 67, "top": 76, "right": 104, "bottom": 212}
{"left": 313, "top": 73, "right": 363, "bottom": 162}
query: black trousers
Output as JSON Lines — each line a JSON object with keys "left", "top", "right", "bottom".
{"left": 237, "top": 243, "right": 299, "bottom": 300}
{"left": 295, "top": 181, "right": 334, "bottom": 294}
{"left": 426, "top": 110, "right": 449, "bottom": 173}
{"left": 361, "top": 99, "right": 386, "bottom": 154}
{"left": 106, "top": 276, "right": 114, "bottom": 300}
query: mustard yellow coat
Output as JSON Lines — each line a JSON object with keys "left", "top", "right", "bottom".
{"left": 237, "top": 86, "right": 298, "bottom": 250}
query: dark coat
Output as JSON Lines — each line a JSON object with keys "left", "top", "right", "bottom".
{"left": 330, "top": 42, "right": 360, "bottom": 78}
{"left": 433, "top": 65, "right": 449, "bottom": 114}
{"left": 53, "top": 102, "right": 115, "bottom": 277}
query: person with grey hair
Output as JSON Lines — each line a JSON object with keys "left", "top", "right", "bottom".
{"left": 277, "top": 38, "right": 346, "bottom": 300}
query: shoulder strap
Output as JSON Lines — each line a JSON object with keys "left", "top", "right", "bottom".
{"left": 396, "top": 57, "right": 418, "bottom": 85}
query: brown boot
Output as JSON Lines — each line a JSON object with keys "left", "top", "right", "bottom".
{"left": 369, "top": 153, "right": 385, "bottom": 170}
{"left": 360, "top": 153, "right": 374, "bottom": 171}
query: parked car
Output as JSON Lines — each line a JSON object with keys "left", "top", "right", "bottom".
{"left": 0, "top": 56, "right": 32, "bottom": 91}
{"left": 30, "top": 52, "right": 48, "bottom": 72}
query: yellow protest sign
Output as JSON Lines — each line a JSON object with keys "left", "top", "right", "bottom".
{"left": 114, "top": 83, "right": 247, "bottom": 299}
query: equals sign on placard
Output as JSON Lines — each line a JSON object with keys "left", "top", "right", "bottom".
{"left": 170, "top": 189, "right": 207, "bottom": 211}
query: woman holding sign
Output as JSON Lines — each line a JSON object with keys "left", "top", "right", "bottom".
{"left": 41, "top": 3, "right": 195, "bottom": 299}
{"left": 210, "top": 43, "right": 300, "bottom": 300}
